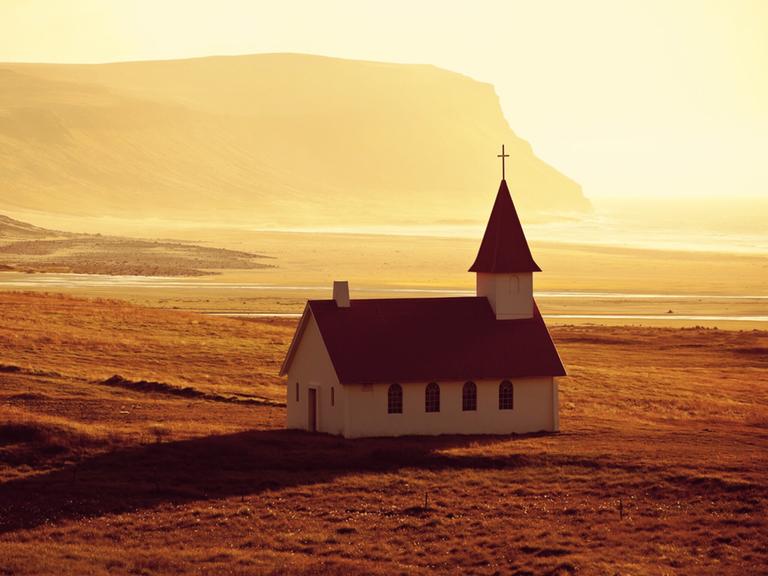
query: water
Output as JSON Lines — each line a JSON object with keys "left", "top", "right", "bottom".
{"left": 206, "top": 311, "right": 768, "bottom": 322}
{"left": 1, "top": 273, "right": 766, "bottom": 300}
{"left": 545, "top": 314, "right": 768, "bottom": 322}
{"left": 3, "top": 272, "right": 765, "bottom": 323}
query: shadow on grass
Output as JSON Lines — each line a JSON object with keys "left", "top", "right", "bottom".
{"left": 0, "top": 429, "right": 560, "bottom": 533}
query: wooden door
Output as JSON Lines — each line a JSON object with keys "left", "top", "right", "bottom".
{"left": 308, "top": 388, "right": 317, "bottom": 432}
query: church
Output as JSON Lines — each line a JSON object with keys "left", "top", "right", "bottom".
{"left": 280, "top": 149, "right": 566, "bottom": 438}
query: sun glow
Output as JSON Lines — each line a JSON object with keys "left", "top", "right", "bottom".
{"left": 1, "top": 0, "right": 766, "bottom": 202}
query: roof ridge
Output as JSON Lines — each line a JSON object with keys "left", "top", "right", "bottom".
{"left": 308, "top": 295, "right": 482, "bottom": 304}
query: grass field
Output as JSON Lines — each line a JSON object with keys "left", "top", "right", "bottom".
{"left": 1, "top": 292, "right": 767, "bottom": 575}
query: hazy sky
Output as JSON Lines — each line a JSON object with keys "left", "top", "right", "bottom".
{"left": 1, "top": 0, "right": 766, "bottom": 199}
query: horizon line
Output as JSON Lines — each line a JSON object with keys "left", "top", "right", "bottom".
{"left": 0, "top": 49, "right": 443, "bottom": 68}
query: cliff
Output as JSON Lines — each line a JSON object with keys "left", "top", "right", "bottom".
{"left": 0, "top": 53, "right": 589, "bottom": 226}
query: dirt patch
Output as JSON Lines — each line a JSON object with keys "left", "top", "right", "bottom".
{"left": 733, "top": 347, "right": 768, "bottom": 357}
{"left": 6, "top": 392, "right": 50, "bottom": 401}
{"left": 101, "top": 375, "right": 285, "bottom": 407}
{"left": 555, "top": 336, "right": 634, "bottom": 346}
{"left": 0, "top": 424, "right": 44, "bottom": 445}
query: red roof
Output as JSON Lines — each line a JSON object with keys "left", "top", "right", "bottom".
{"left": 286, "top": 297, "right": 565, "bottom": 384}
{"left": 469, "top": 179, "right": 541, "bottom": 273}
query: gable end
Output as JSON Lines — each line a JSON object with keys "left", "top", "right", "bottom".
{"left": 279, "top": 303, "right": 311, "bottom": 376}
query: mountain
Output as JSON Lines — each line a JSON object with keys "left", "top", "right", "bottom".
{"left": 0, "top": 54, "right": 589, "bottom": 227}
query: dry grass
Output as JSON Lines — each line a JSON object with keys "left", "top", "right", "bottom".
{"left": 0, "top": 291, "right": 289, "bottom": 399}
{"left": 0, "top": 292, "right": 766, "bottom": 575}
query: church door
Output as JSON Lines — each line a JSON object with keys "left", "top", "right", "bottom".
{"left": 308, "top": 388, "right": 317, "bottom": 432}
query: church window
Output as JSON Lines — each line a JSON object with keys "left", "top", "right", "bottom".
{"left": 388, "top": 384, "right": 403, "bottom": 414}
{"left": 499, "top": 380, "right": 514, "bottom": 410}
{"left": 425, "top": 382, "right": 440, "bottom": 413}
{"left": 295, "top": 382, "right": 299, "bottom": 402}
{"left": 331, "top": 386, "right": 335, "bottom": 407}
{"left": 462, "top": 381, "right": 477, "bottom": 411}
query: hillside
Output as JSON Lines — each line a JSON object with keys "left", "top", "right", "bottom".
{"left": 0, "top": 54, "right": 589, "bottom": 227}
{"left": 0, "top": 293, "right": 766, "bottom": 574}
{"left": 0, "top": 214, "right": 68, "bottom": 240}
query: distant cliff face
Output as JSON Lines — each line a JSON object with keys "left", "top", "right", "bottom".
{"left": 0, "top": 214, "right": 65, "bottom": 239}
{"left": 0, "top": 54, "right": 589, "bottom": 226}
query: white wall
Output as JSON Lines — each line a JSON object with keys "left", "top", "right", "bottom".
{"left": 343, "top": 377, "right": 556, "bottom": 438}
{"left": 285, "top": 311, "right": 560, "bottom": 438}
{"left": 285, "top": 312, "right": 345, "bottom": 435}
{"left": 552, "top": 379, "right": 560, "bottom": 432}
{"left": 476, "top": 272, "right": 533, "bottom": 320}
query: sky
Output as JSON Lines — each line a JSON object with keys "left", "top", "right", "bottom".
{"left": 1, "top": 0, "right": 766, "bottom": 199}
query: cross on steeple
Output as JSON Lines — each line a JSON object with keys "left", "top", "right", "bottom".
{"left": 497, "top": 144, "right": 510, "bottom": 180}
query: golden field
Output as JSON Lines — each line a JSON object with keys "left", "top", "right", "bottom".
{"left": 1, "top": 292, "right": 766, "bottom": 575}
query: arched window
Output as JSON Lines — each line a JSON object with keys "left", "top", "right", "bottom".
{"left": 462, "top": 381, "right": 477, "bottom": 411}
{"left": 388, "top": 383, "right": 403, "bottom": 414}
{"left": 425, "top": 382, "right": 440, "bottom": 413}
{"left": 331, "top": 386, "right": 335, "bottom": 407}
{"left": 499, "top": 380, "right": 514, "bottom": 410}
{"left": 295, "top": 382, "right": 299, "bottom": 402}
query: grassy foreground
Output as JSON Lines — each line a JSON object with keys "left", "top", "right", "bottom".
{"left": 0, "top": 292, "right": 766, "bottom": 575}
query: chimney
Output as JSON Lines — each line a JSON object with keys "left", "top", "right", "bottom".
{"left": 333, "top": 281, "right": 350, "bottom": 308}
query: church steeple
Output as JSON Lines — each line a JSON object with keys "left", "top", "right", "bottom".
{"left": 471, "top": 147, "right": 539, "bottom": 320}
{"left": 468, "top": 178, "right": 541, "bottom": 274}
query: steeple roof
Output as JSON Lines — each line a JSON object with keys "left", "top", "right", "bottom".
{"left": 469, "top": 179, "right": 541, "bottom": 273}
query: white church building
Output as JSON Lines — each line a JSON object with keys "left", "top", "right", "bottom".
{"left": 280, "top": 157, "right": 566, "bottom": 438}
